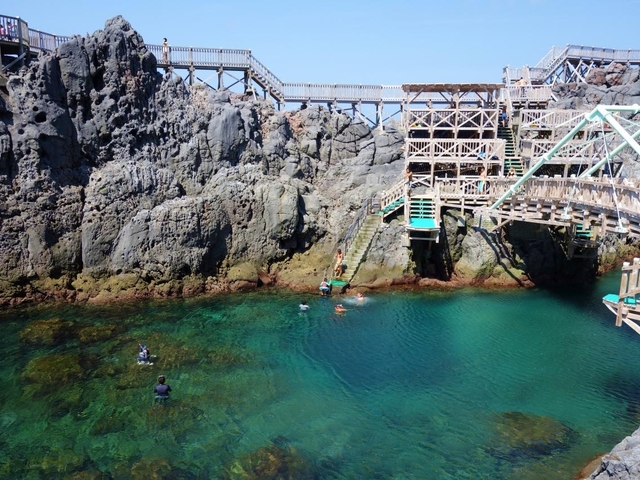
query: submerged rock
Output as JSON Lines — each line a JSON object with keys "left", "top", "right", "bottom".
{"left": 225, "top": 442, "right": 317, "bottom": 480}
{"left": 488, "top": 411, "right": 577, "bottom": 462}
{"left": 19, "top": 318, "right": 76, "bottom": 345}
{"left": 22, "top": 354, "right": 86, "bottom": 388}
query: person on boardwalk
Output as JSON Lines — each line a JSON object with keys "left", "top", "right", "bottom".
{"left": 478, "top": 166, "right": 488, "bottom": 193}
{"left": 405, "top": 167, "right": 413, "bottom": 195}
{"left": 334, "top": 249, "right": 344, "bottom": 277}
{"left": 154, "top": 375, "right": 171, "bottom": 403}
{"left": 162, "top": 38, "right": 170, "bottom": 64}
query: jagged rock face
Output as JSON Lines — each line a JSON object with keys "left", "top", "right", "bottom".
{"left": 552, "top": 63, "right": 640, "bottom": 110}
{"left": 588, "top": 426, "right": 640, "bottom": 479}
{"left": 0, "top": 16, "right": 404, "bottom": 299}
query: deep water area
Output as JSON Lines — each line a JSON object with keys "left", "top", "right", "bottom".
{"left": 1, "top": 272, "right": 639, "bottom": 479}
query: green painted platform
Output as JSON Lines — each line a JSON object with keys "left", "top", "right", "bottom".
{"left": 603, "top": 293, "right": 637, "bottom": 305}
{"left": 330, "top": 279, "right": 348, "bottom": 287}
{"left": 409, "top": 218, "right": 438, "bottom": 229}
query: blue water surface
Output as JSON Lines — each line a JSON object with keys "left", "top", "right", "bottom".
{"left": 1, "top": 272, "right": 639, "bottom": 479}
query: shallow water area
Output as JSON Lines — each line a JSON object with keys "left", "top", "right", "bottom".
{"left": 2, "top": 272, "right": 639, "bottom": 479}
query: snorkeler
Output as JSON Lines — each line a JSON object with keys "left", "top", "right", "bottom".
{"left": 154, "top": 375, "right": 171, "bottom": 402}
{"left": 137, "top": 343, "right": 151, "bottom": 364}
{"left": 299, "top": 301, "right": 310, "bottom": 311}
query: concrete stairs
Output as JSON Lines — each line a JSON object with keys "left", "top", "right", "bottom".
{"left": 341, "top": 215, "right": 379, "bottom": 282}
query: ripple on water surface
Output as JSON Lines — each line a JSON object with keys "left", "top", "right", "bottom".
{"left": 0, "top": 275, "right": 639, "bottom": 478}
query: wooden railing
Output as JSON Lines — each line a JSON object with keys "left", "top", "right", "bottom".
{"left": 406, "top": 108, "right": 499, "bottom": 131}
{"left": 380, "top": 180, "right": 406, "bottom": 212}
{"left": 282, "top": 83, "right": 392, "bottom": 103}
{"left": 437, "top": 177, "right": 508, "bottom": 200}
{"left": 147, "top": 45, "right": 252, "bottom": 69}
{"left": 520, "top": 139, "right": 597, "bottom": 163}
{"left": 519, "top": 109, "right": 588, "bottom": 130}
{"left": 406, "top": 139, "right": 505, "bottom": 160}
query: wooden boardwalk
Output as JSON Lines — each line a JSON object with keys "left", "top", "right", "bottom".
{"left": 3, "top": 13, "right": 640, "bottom": 110}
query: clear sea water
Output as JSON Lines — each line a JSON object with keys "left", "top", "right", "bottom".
{"left": 1, "top": 272, "right": 639, "bottom": 479}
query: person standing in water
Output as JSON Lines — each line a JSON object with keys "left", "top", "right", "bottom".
{"left": 154, "top": 375, "right": 171, "bottom": 402}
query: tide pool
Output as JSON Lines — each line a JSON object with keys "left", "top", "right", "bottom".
{"left": 1, "top": 272, "right": 638, "bottom": 479}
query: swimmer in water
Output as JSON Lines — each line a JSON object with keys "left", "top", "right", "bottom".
{"left": 154, "top": 375, "right": 171, "bottom": 403}
{"left": 299, "top": 300, "right": 310, "bottom": 311}
{"left": 335, "top": 304, "right": 347, "bottom": 313}
{"left": 137, "top": 343, "right": 151, "bottom": 364}
{"left": 357, "top": 293, "right": 364, "bottom": 301}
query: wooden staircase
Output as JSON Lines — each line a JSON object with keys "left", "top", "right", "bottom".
{"left": 498, "top": 125, "right": 524, "bottom": 176}
{"left": 341, "top": 215, "right": 379, "bottom": 282}
{"left": 379, "top": 180, "right": 406, "bottom": 219}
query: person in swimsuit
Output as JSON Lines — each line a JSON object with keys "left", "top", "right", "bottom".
{"left": 319, "top": 278, "right": 331, "bottom": 296}
{"left": 334, "top": 249, "right": 344, "bottom": 277}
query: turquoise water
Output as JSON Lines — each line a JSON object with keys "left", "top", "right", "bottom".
{"left": 1, "top": 273, "right": 640, "bottom": 479}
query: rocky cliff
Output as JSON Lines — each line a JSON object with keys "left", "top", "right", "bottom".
{"left": 1, "top": 18, "right": 639, "bottom": 306}
{"left": 0, "top": 16, "right": 408, "bottom": 304}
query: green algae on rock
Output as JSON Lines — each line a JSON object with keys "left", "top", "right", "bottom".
{"left": 19, "top": 318, "right": 76, "bottom": 345}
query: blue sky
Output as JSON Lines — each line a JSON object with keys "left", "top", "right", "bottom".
{"left": 8, "top": 0, "right": 640, "bottom": 85}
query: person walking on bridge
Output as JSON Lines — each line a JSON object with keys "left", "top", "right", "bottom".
{"left": 162, "top": 38, "right": 170, "bottom": 64}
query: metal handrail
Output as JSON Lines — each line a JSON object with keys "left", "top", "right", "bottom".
{"left": 339, "top": 198, "right": 373, "bottom": 263}
{"left": 248, "top": 53, "right": 284, "bottom": 96}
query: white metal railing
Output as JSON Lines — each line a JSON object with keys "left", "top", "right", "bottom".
{"left": 407, "top": 139, "right": 505, "bottom": 160}
{"left": 565, "top": 45, "right": 640, "bottom": 63}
